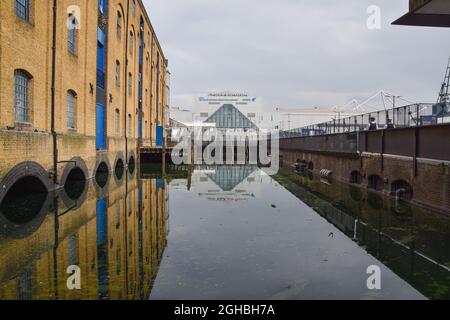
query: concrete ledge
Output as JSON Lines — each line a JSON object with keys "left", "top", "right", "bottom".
{"left": 362, "top": 152, "right": 450, "bottom": 166}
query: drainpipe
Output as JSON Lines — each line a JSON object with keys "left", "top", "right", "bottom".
{"left": 51, "top": 1, "right": 60, "bottom": 298}
{"left": 51, "top": 0, "right": 58, "bottom": 186}
{"left": 123, "top": 1, "right": 131, "bottom": 294}
{"left": 123, "top": 0, "right": 130, "bottom": 166}
{"left": 149, "top": 39, "right": 153, "bottom": 146}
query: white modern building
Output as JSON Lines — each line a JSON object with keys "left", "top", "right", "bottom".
{"left": 170, "top": 92, "right": 262, "bottom": 130}
{"left": 271, "top": 107, "right": 361, "bottom": 131}
{"left": 169, "top": 92, "right": 361, "bottom": 132}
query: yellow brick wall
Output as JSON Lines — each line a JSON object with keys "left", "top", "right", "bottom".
{"left": 0, "top": 0, "right": 168, "bottom": 185}
{"left": 105, "top": 0, "right": 168, "bottom": 147}
{"left": 0, "top": 1, "right": 52, "bottom": 130}
{"left": 55, "top": 0, "right": 98, "bottom": 137}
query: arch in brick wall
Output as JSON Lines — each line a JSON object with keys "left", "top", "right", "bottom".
{"left": 93, "top": 154, "right": 111, "bottom": 195}
{"left": 350, "top": 170, "right": 363, "bottom": 184}
{"left": 114, "top": 152, "right": 125, "bottom": 184}
{"left": 128, "top": 151, "right": 136, "bottom": 175}
{"left": 0, "top": 162, "right": 51, "bottom": 204}
{"left": 368, "top": 175, "right": 384, "bottom": 191}
{"left": 0, "top": 162, "right": 52, "bottom": 239}
{"left": 391, "top": 180, "right": 414, "bottom": 200}
{"left": 60, "top": 157, "right": 89, "bottom": 186}
{"left": 59, "top": 181, "right": 89, "bottom": 211}
{"left": 94, "top": 153, "right": 111, "bottom": 174}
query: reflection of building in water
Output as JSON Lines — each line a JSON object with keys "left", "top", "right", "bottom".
{"left": 0, "top": 175, "right": 168, "bottom": 300}
{"left": 277, "top": 169, "right": 450, "bottom": 299}
{"left": 189, "top": 166, "right": 269, "bottom": 202}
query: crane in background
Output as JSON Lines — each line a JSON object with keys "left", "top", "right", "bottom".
{"left": 434, "top": 56, "right": 450, "bottom": 118}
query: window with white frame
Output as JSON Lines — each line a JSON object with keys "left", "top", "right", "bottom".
{"left": 15, "top": 0, "right": 30, "bottom": 21}
{"left": 128, "top": 73, "right": 132, "bottom": 95}
{"left": 68, "top": 27, "right": 76, "bottom": 54}
{"left": 127, "top": 114, "right": 132, "bottom": 137}
{"left": 14, "top": 70, "right": 31, "bottom": 123}
{"left": 117, "top": 11, "right": 122, "bottom": 38}
{"left": 115, "top": 109, "right": 120, "bottom": 135}
{"left": 67, "top": 90, "right": 77, "bottom": 129}
{"left": 116, "top": 60, "right": 120, "bottom": 86}
{"left": 67, "top": 90, "right": 76, "bottom": 129}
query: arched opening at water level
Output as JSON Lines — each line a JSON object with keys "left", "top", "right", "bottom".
{"left": 0, "top": 176, "right": 48, "bottom": 224}
{"left": 64, "top": 167, "right": 87, "bottom": 201}
{"left": 95, "top": 162, "right": 109, "bottom": 188}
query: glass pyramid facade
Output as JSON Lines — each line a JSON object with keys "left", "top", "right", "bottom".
{"left": 206, "top": 166, "right": 257, "bottom": 191}
{"left": 205, "top": 104, "right": 257, "bottom": 129}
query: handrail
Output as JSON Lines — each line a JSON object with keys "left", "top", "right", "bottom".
{"left": 280, "top": 103, "right": 449, "bottom": 139}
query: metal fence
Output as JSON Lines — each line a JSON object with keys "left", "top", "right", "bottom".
{"left": 280, "top": 103, "right": 450, "bottom": 138}
{"left": 280, "top": 133, "right": 358, "bottom": 155}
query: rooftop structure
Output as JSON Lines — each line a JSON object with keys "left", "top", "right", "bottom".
{"left": 393, "top": 0, "right": 450, "bottom": 27}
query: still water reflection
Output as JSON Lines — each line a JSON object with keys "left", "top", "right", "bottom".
{"left": 0, "top": 170, "right": 168, "bottom": 300}
{"left": 0, "top": 165, "right": 449, "bottom": 300}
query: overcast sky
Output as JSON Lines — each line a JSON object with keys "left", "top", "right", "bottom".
{"left": 143, "top": 0, "right": 450, "bottom": 110}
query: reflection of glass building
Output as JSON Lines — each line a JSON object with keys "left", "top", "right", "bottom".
{"left": 393, "top": 0, "right": 450, "bottom": 27}
{"left": 206, "top": 166, "right": 258, "bottom": 191}
{"left": 189, "top": 166, "right": 268, "bottom": 202}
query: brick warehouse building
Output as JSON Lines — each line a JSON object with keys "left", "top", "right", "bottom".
{"left": 0, "top": 0, "right": 169, "bottom": 197}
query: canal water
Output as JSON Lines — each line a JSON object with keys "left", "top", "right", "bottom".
{"left": 0, "top": 165, "right": 449, "bottom": 300}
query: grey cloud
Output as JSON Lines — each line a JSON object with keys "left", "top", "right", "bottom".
{"left": 144, "top": 0, "right": 450, "bottom": 110}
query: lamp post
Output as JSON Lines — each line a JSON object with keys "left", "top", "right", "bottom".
{"left": 333, "top": 105, "right": 344, "bottom": 133}
{"left": 385, "top": 94, "right": 401, "bottom": 126}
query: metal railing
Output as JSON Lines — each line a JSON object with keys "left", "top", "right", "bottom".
{"left": 280, "top": 103, "right": 450, "bottom": 139}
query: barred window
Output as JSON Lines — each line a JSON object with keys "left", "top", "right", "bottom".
{"left": 15, "top": 0, "right": 30, "bottom": 21}
{"left": 129, "top": 31, "right": 134, "bottom": 54}
{"left": 115, "top": 109, "right": 120, "bottom": 135}
{"left": 67, "top": 90, "right": 76, "bottom": 129}
{"left": 127, "top": 114, "right": 132, "bottom": 137}
{"left": 128, "top": 73, "right": 132, "bottom": 95}
{"left": 68, "top": 27, "right": 76, "bottom": 54}
{"left": 115, "top": 60, "right": 120, "bottom": 86}
{"left": 117, "top": 12, "right": 122, "bottom": 38}
{"left": 14, "top": 70, "right": 31, "bottom": 123}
